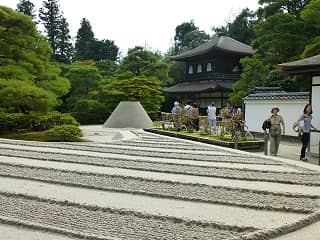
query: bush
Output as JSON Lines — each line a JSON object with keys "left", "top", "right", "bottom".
{"left": 44, "top": 125, "right": 82, "bottom": 142}
{"left": 72, "top": 99, "right": 108, "bottom": 124}
{"left": 0, "top": 112, "right": 79, "bottom": 134}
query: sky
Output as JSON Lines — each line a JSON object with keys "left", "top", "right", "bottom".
{"left": 0, "top": 0, "right": 259, "bottom": 55}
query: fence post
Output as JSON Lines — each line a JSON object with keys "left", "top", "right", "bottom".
{"left": 318, "top": 136, "right": 320, "bottom": 166}
{"left": 264, "top": 130, "right": 268, "bottom": 155}
{"left": 234, "top": 131, "right": 240, "bottom": 150}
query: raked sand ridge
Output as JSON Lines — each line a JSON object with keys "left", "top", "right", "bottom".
{"left": 0, "top": 126, "right": 319, "bottom": 240}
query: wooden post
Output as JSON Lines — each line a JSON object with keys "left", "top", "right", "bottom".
{"left": 264, "top": 130, "right": 268, "bottom": 155}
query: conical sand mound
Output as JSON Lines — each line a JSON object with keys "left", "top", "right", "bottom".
{"left": 104, "top": 101, "right": 153, "bottom": 128}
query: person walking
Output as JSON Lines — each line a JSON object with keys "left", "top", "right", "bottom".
{"left": 269, "top": 107, "right": 285, "bottom": 156}
{"left": 207, "top": 102, "right": 217, "bottom": 133}
{"left": 297, "top": 104, "right": 318, "bottom": 161}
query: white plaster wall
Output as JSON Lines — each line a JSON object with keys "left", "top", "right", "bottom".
{"left": 310, "top": 76, "right": 320, "bottom": 156}
{"left": 244, "top": 100, "right": 308, "bottom": 136}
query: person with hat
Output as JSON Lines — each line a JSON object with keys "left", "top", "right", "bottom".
{"left": 268, "top": 107, "right": 285, "bottom": 156}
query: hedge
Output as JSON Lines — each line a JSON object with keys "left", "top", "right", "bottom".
{"left": 0, "top": 111, "right": 79, "bottom": 134}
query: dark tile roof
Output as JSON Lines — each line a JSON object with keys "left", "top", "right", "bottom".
{"left": 278, "top": 54, "right": 320, "bottom": 68}
{"left": 244, "top": 92, "right": 309, "bottom": 101}
{"left": 164, "top": 80, "right": 233, "bottom": 93}
{"left": 171, "top": 36, "right": 254, "bottom": 60}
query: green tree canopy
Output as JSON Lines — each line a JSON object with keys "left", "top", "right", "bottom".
{"left": 16, "top": 0, "right": 36, "bottom": 20}
{"left": 257, "top": 0, "right": 311, "bottom": 18}
{"left": 172, "top": 20, "right": 210, "bottom": 55}
{"left": 119, "top": 47, "right": 169, "bottom": 83}
{"left": 229, "top": 55, "right": 269, "bottom": 106}
{"left": 101, "top": 74, "right": 164, "bottom": 114}
{"left": 74, "top": 18, "right": 95, "bottom": 60}
{"left": 74, "top": 18, "right": 119, "bottom": 61}
{"left": 65, "top": 63, "right": 102, "bottom": 97}
{"left": 39, "top": 0, "right": 73, "bottom": 62}
{"left": 213, "top": 8, "right": 256, "bottom": 44}
{"left": 253, "top": 13, "right": 307, "bottom": 64}
{"left": 0, "top": 6, "right": 70, "bottom": 113}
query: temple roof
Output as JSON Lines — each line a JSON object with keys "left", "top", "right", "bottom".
{"left": 278, "top": 54, "right": 320, "bottom": 68}
{"left": 244, "top": 91, "right": 309, "bottom": 101}
{"left": 164, "top": 80, "right": 233, "bottom": 93}
{"left": 278, "top": 54, "right": 320, "bottom": 74}
{"left": 171, "top": 36, "right": 254, "bottom": 61}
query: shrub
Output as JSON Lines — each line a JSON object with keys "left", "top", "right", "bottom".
{"left": 44, "top": 125, "right": 82, "bottom": 142}
{"left": 72, "top": 99, "right": 108, "bottom": 124}
{"left": 0, "top": 112, "right": 79, "bottom": 134}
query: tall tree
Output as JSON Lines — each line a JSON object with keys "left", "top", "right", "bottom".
{"left": 119, "top": 47, "right": 168, "bottom": 82}
{"left": 253, "top": 13, "right": 307, "bottom": 64}
{"left": 213, "top": 8, "right": 256, "bottom": 44}
{"left": 16, "top": 0, "right": 36, "bottom": 20}
{"left": 0, "top": 6, "right": 70, "bottom": 113}
{"left": 55, "top": 16, "right": 73, "bottom": 63}
{"left": 74, "top": 18, "right": 119, "bottom": 61}
{"left": 39, "top": 0, "right": 73, "bottom": 62}
{"left": 74, "top": 18, "right": 95, "bottom": 60}
{"left": 257, "top": 0, "right": 311, "bottom": 18}
{"left": 89, "top": 39, "right": 119, "bottom": 61}
{"left": 172, "top": 20, "right": 209, "bottom": 55}
{"left": 39, "top": 0, "right": 61, "bottom": 55}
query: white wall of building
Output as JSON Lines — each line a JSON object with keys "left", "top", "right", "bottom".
{"left": 310, "top": 76, "right": 320, "bottom": 156}
{"left": 244, "top": 100, "right": 308, "bottom": 136}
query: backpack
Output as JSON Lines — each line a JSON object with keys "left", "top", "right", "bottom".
{"left": 262, "top": 119, "right": 271, "bottom": 131}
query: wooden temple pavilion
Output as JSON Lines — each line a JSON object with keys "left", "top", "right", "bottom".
{"left": 165, "top": 36, "right": 254, "bottom": 110}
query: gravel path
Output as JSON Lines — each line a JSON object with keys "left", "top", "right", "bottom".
{"left": 0, "top": 162, "right": 317, "bottom": 213}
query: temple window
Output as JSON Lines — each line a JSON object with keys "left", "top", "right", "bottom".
{"left": 188, "top": 65, "right": 193, "bottom": 74}
{"left": 197, "top": 64, "right": 202, "bottom": 73}
{"left": 207, "top": 62, "right": 212, "bottom": 72}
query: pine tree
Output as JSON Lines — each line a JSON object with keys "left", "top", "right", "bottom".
{"left": 39, "top": 0, "right": 73, "bottom": 62}
{"left": 56, "top": 16, "right": 73, "bottom": 63}
{"left": 75, "top": 18, "right": 119, "bottom": 61}
{"left": 39, "top": 0, "right": 61, "bottom": 58}
{"left": 74, "top": 18, "right": 95, "bottom": 60}
{"left": 16, "top": 0, "right": 36, "bottom": 19}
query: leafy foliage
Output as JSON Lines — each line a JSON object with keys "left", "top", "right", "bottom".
{"left": 253, "top": 13, "right": 307, "bottom": 64}
{"left": 0, "top": 6, "right": 70, "bottom": 113}
{"left": 101, "top": 75, "right": 164, "bottom": 114}
{"left": 0, "top": 111, "right": 78, "bottom": 134}
{"left": 16, "top": 0, "right": 36, "bottom": 20}
{"left": 229, "top": 55, "right": 269, "bottom": 106}
{"left": 257, "top": 0, "right": 311, "bottom": 18}
{"left": 172, "top": 20, "right": 210, "bottom": 55}
{"left": 213, "top": 8, "right": 256, "bottom": 44}
{"left": 39, "top": 0, "right": 73, "bottom": 62}
{"left": 74, "top": 18, "right": 119, "bottom": 61}
{"left": 44, "top": 124, "right": 82, "bottom": 142}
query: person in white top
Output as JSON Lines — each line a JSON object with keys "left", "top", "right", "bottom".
{"left": 207, "top": 103, "right": 217, "bottom": 133}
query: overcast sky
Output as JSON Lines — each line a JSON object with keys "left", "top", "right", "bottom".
{"left": 0, "top": 0, "right": 259, "bottom": 55}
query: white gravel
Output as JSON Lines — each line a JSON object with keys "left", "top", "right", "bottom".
{"left": 0, "top": 177, "right": 307, "bottom": 229}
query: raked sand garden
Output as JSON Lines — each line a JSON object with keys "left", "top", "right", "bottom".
{"left": 0, "top": 125, "right": 319, "bottom": 240}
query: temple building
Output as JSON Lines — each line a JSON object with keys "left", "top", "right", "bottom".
{"left": 165, "top": 36, "right": 254, "bottom": 110}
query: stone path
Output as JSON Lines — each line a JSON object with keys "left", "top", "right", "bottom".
{"left": 0, "top": 126, "right": 319, "bottom": 240}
